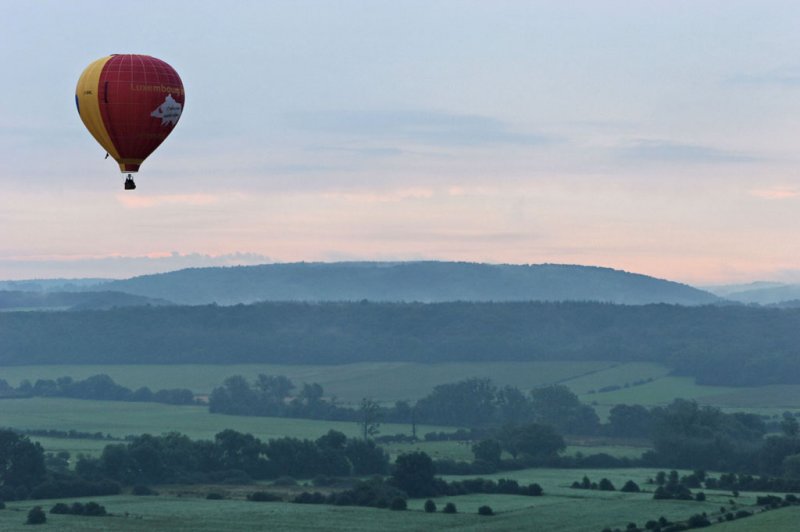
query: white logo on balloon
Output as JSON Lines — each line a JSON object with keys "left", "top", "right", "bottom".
{"left": 150, "top": 94, "right": 182, "bottom": 126}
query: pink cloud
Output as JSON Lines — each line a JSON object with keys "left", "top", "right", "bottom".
{"left": 322, "top": 187, "right": 435, "bottom": 203}
{"left": 115, "top": 193, "right": 221, "bottom": 209}
{"left": 749, "top": 187, "right": 799, "bottom": 200}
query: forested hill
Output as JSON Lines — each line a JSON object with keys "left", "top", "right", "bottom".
{"left": 0, "top": 290, "right": 171, "bottom": 311}
{"left": 3, "top": 301, "right": 799, "bottom": 386}
{"left": 100, "top": 262, "right": 720, "bottom": 305}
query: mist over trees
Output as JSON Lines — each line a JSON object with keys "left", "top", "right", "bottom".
{"left": 4, "top": 301, "right": 800, "bottom": 385}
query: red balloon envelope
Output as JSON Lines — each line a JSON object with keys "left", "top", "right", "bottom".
{"left": 75, "top": 54, "right": 185, "bottom": 184}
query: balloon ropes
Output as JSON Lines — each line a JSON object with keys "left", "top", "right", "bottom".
{"left": 75, "top": 54, "right": 185, "bottom": 190}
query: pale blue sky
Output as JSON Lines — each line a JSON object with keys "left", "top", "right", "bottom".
{"left": 2, "top": 1, "right": 800, "bottom": 282}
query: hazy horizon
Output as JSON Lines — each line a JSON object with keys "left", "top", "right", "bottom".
{"left": 2, "top": 254, "right": 800, "bottom": 289}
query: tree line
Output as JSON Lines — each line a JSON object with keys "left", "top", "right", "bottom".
{"left": 0, "top": 427, "right": 389, "bottom": 501}
{"left": 209, "top": 375, "right": 601, "bottom": 435}
{"left": 3, "top": 301, "right": 800, "bottom": 385}
{"left": 0, "top": 374, "right": 195, "bottom": 405}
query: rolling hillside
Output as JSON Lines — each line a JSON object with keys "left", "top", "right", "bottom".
{"left": 100, "top": 262, "right": 721, "bottom": 305}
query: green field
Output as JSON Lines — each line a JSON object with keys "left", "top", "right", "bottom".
{"left": 714, "top": 505, "right": 800, "bottom": 530}
{"left": 6, "top": 361, "right": 800, "bottom": 416}
{"left": 0, "top": 361, "right": 616, "bottom": 405}
{"left": 0, "top": 466, "right": 788, "bottom": 532}
{"left": 0, "top": 398, "right": 446, "bottom": 457}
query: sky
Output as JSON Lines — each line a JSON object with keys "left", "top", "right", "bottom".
{"left": 2, "top": 1, "right": 800, "bottom": 284}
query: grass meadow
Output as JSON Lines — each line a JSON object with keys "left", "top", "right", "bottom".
{"left": 0, "top": 398, "right": 444, "bottom": 457}
{"left": 1, "top": 466, "right": 793, "bottom": 532}
{"left": 0, "top": 361, "right": 616, "bottom": 405}
{"left": 6, "top": 361, "right": 800, "bottom": 416}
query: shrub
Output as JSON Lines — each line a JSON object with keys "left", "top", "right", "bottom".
{"left": 26, "top": 506, "right": 46, "bottom": 525}
{"left": 389, "top": 497, "right": 407, "bottom": 511}
{"left": 526, "top": 483, "right": 544, "bottom": 496}
{"left": 49, "top": 503, "right": 69, "bottom": 514}
{"left": 598, "top": 478, "right": 615, "bottom": 491}
{"left": 0, "top": 500, "right": 4, "bottom": 510}
{"left": 442, "top": 502, "right": 457, "bottom": 513}
{"left": 687, "top": 514, "right": 710, "bottom": 527}
{"left": 132, "top": 485, "right": 158, "bottom": 496}
{"left": 248, "top": 491, "right": 281, "bottom": 502}
{"left": 293, "top": 491, "right": 326, "bottom": 504}
{"left": 206, "top": 493, "right": 224, "bottom": 500}
{"left": 621, "top": 480, "right": 641, "bottom": 493}
{"left": 83, "top": 502, "right": 106, "bottom": 516}
{"left": 734, "top": 510, "right": 751, "bottom": 518}
{"left": 478, "top": 505, "right": 494, "bottom": 516}
{"left": 424, "top": 499, "right": 436, "bottom": 513}
{"left": 695, "top": 492, "right": 706, "bottom": 502}
{"left": 756, "top": 495, "right": 782, "bottom": 507}
{"left": 312, "top": 475, "right": 337, "bottom": 487}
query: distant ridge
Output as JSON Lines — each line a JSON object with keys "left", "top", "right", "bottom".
{"left": 0, "top": 290, "right": 172, "bottom": 311}
{"left": 100, "top": 262, "right": 720, "bottom": 306}
{"left": 712, "top": 283, "right": 800, "bottom": 305}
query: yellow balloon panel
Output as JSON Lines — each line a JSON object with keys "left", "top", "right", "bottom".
{"left": 75, "top": 56, "right": 121, "bottom": 162}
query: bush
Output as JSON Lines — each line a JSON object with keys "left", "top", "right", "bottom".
{"left": 598, "top": 478, "right": 615, "bottom": 491}
{"left": 248, "top": 491, "right": 281, "bottom": 502}
{"left": 478, "top": 505, "right": 494, "bottom": 516}
{"left": 424, "top": 499, "right": 436, "bottom": 513}
{"left": 26, "top": 506, "right": 46, "bottom": 525}
{"left": 621, "top": 480, "right": 641, "bottom": 493}
{"left": 83, "top": 502, "right": 106, "bottom": 516}
{"left": 312, "top": 475, "right": 337, "bottom": 487}
{"left": 293, "top": 491, "right": 326, "bottom": 504}
{"left": 687, "top": 514, "right": 710, "bottom": 527}
{"left": 526, "top": 483, "right": 544, "bottom": 496}
{"left": 756, "top": 495, "right": 782, "bottom": 507}
{"left": 442, "top": 502, "right": 457, "bottom": 513}
{"left": 132, "top": 485, "right": 158, "bottom": 496}
{"left": 389, "top": 497, "right": 407, "bottom": 511}
{"left": 0, "top": 500, "right": 5, "bottom": 510}
{"left": 49, "top": 503, "right": 69, "bottom": 514}
{"left": 695, "top": 492, "right": 706, "bottom": 502}
{"left": 206, "top": 492, "right": 224, "bottom": 500}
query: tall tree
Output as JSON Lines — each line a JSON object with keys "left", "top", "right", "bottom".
{"left": 391, "top": 451, "right": 436, "bottom": 497}
{"left": 0, "top": 430, "right": 46, "bottom": 489}
{"left": 359, "top": 398, "right": 382, "bottom": 440}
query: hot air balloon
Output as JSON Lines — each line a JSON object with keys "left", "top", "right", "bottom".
{"left": 75, "top": 54, "right": 185, "bottom": 190}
